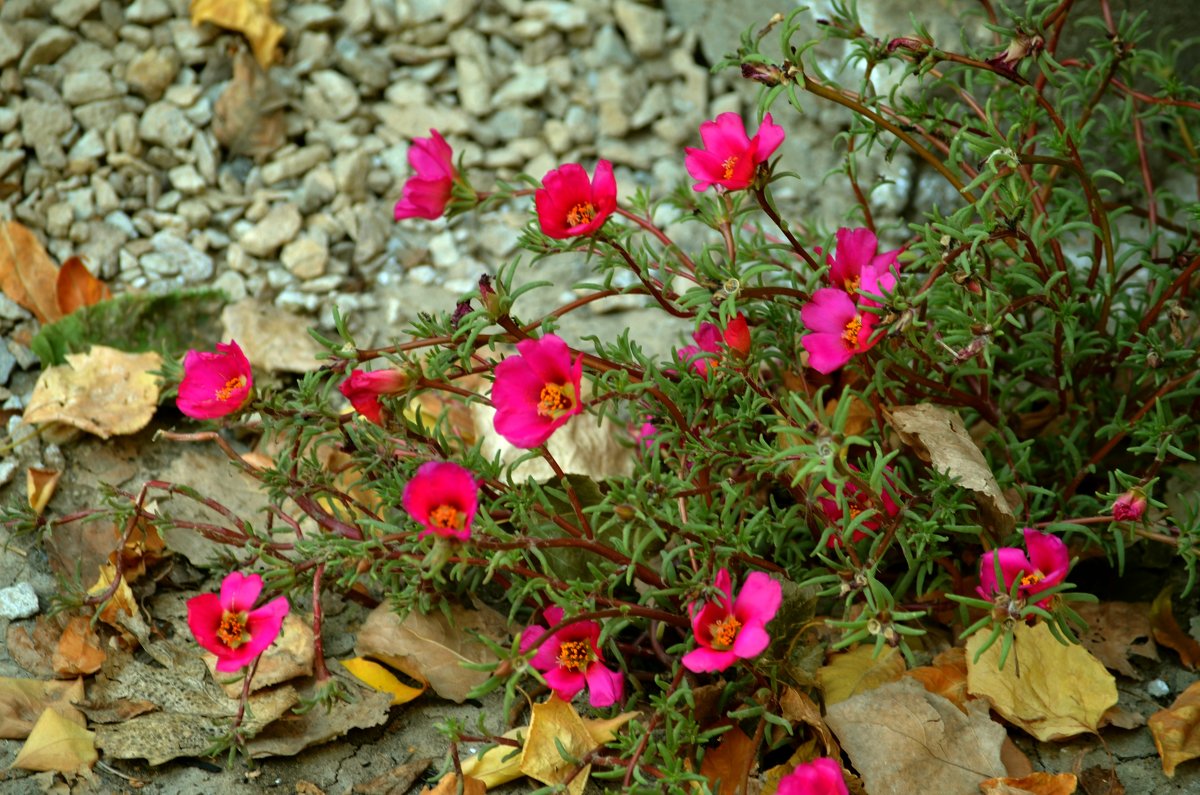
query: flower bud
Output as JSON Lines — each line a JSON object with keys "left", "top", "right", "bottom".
{"left": 1112, "top": 489, "right": 1147, "bottom": 522}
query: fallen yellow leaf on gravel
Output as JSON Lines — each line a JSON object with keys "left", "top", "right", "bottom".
{"left": 979, "top": 771, "right": 1078, "bottom": 794}
{"left": 1149, "top": 680, "right": 1200, "bottom": 776}
{"left": 520, "top": 696, "right": 597, "bottom": 795}
{"left": 24, "top": 347, "right": 162, "bottom": 440}
{"left": 339, "top": 657, "right": 426, "bottom": 706}
{"left": 190, "top": 0, "right": 284, "bottom": 70}
{"left": 12, "top": 706, "right": 97, "bottom": 774}
{"left": 816, "top": 644, "right": 906, "bottom": 706}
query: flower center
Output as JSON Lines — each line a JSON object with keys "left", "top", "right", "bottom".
{"left": 557, "top": 639, "right": 592, "bottom": 672}
{"left": 538, "top": 382, "right": 575, "bottom": 418}
{"left": 844, "top": 275, "right": 861, "bottom": 295}
{"left": 722, "top": 156, "right": 738, "bottom": 180}
{"left": 429, "top": 504, "right": 463, "bottom": 530}
{"left": 841, "top": 314, "right": 863, "bottom": 348}
{"left": 709, "top": 615, "right": 742, "bottom": 651}
{"left": 1020, "top": 571, "right": 1044, "bottom": 588}
{"left": 215, "top": 375, "right": 246, "bottom": 402}
{"left": 566, "top": 202, "right": 596, "bottom": 227}
{"left": 217, "top": 611, "right": 247, "bottom": 648}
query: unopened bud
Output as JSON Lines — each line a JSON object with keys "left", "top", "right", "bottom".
{"left": 741, "top": 62, "right": 786, "bottom": 86}
{"left": 1112, "top": 489, "right": 1147, "bottom": 522}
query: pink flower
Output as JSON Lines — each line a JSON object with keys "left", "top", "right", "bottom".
{"left": 677, "top": 315, "right": 751, "bottom": 376}
{"left": 520, "top": 606, "right": 624, "bottom": 707}
{"left": 186, "top": 571, "right": 289, "bottom": 672}
{"left": 402, "top": 461, "right": 479, "bottom": 541}
{"left": 339, "top": 369, "right": 409, "bottom": 425}
{"left": 723, "top": 313, "right": 751, "bottom": 358}
{"left": 777, "top": 758, "right": 849, "bottom": 795}
{"left": 491, "top": 334, "right": 584, "bottom": 448}
{"left": 800, "top": 288, "right": 880, "bottom": 374}
{"left": 394, "top": 129, "right": 456, "bottom": 220}
{"left": 1112, "top": 489, "right": 1147, "bottom": 522}
{"left": 818, "top": 468, "right": 901, "bottom": 546}
{"left": 682, "top": 568, "right": 782, "bottom": 673}
{"left": 684, "top": 112, "right": 785, "bottom": 192}
{"left": 634, "top": 421, "right": 657, "bottom": 449}
{"left": 534, "top": 160, "right": 617, "bottom": 239}
{"left": 978, "top": 528, "right": 1070, "bottom": 607}
{"left": 177, "top": 340, "right": 253, "bottom": 419}
{"left": 826, "top": 227, "right": 901, "bottom": 305}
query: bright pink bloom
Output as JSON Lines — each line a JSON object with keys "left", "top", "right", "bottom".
{"left": 339, "top": 369, "right": 409, "bottom": 425}
{"left": 534, "top": 160, "right": 617, "bottom": 239}
{"left": 491, "top": 334, "right": 584, "bottom": 448}
{"left": 777, "top": 758, "right": 849, "bottom": 795}
{"left": 187, "top": 571, "right": 289, "bottom": 672}
{"left": 682, "top": 568, "right": 782, "bottom": 673}
{"left": 177, "top": 340, "right": 253, "bottom": 419}
{"left": 394, "top": 129, "right": 456, "bottom": 220}
{"left": 634, "top": 421, "right": 657, "bottom": 449}
{"left": 818, "top": 468, "right": 901, "bottom": 546}
{"left": 520, "top": 606, "right": 624, "bottom": 707}
{"left": 800, "top": 288, "right": 880, "bottom": 374}
{"left": 826, "top": 227, "right": 901, "bottom": 305}
{"left": 1112, "top": 489, "right": 1147, "bottom": 522}
{"left": 978, "top": 528, "right": 1070, "bottom": 607}
{"left": 723, "top": 313, "right": 751, "bottom": 358}
{"left": 678, "top": 322, "right": 724, "bottom": 377}
{"left": 684, "top": 112, "right": 785, "bottom": 192}
{"left": 402, "top": 461, "right": 479, "bottom": 541}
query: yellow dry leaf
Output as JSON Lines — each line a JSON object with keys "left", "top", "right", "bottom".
{"left": 339, "top": 657, "right": 426, "bottom": 706}
{"left": 979, "top": 771, "right": 1078, "bottom": 794}
{"left": 519, "top": 696, "right": 597, "bottom": 795}
{"left": 420, "top": 772, "right": 486, "bottom": 795}
{"left": 12, "top": 705, "right": 97, "bottom": 775}
{"left": 816, "top": 644, "right": 906, "bottom": 706}
{"left": 190, "top": 0, "right": 284, "bottom": 70}
{"left": 584, "top": 710, "right": 638, "bottom": 745}
{"left": 26, "top": 466, "right": 61, "bottom": 516}
{"left": 24, "top": 347, "right": 162, "bottom": 440}
{"left": 966, "top": 622, "right": 1117, "bottom": 742}
{"left": 1149, "top": 680, "right": 1200, "bottom": 777}
{"left": 0, "top": 677, "right": 84, "bottom": 740}
{"left": 87, "top": 562, "right": 138, "bottom": 630}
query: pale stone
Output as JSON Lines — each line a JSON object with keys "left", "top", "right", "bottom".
{"left": 281, "top": 238, "right": 329, "bottom": 280}
{"left": 239, "top": 204, "right": 303, "bottom": 257}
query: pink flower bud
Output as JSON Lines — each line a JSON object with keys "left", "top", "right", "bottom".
{"left": 1112, "top": 490, "right": 1147, "bottom": 522}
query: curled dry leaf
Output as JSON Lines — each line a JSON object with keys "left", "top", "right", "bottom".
{"left": 12, "top": 706, "right": 97, "bottom": 775}
{"left": 26, "top": 466, "right": 62, "bottom": 516}
{"left": 339, "top": 657, "right": 426, "bottom": 706}
{"left": 0, "top": 677, "right": 85, "bottom": 740}
{"left": 1149, "top": 680, "right": 1200, "bottom": 777}
{"left": 420, "top": 773, "right": 486, "bottom": 795}
{"left": 52, "top": 616, "right": 106, "bottom": 678}
{"left": 55, "top": 255, "right": 111, "bottom": 317}
{"left": 1073, "top": 601, "right": 1157, "bottom": 679}
{"left": 190, "top": 0, "right": 284, "bottom": 70}
{"left": 1150, "top": 587, "right": 1200, "bottom": 670}
{"left": 211, "top": 48, "right": 286, "bottom": 160}
{"left": 779, "top": 686, "right": 839, "bottom": 757}
{"left": 0, "top": 219, "right": 62, "bottom": 324}
{"left": 816, "top": 644, "right": 906, "bottom": 707}
{"left": 24, "top": 347, "right": 162, "bottom": 440}
{"left": 700, "top": 725, "right": 757, "bottom": 795}
{"left": 519, "top": 696, "right": 597, "bottom": 795}
{"left": 885, "top": 404, "right": 1015, "bottom": 534}
{"left": 905, "top": 646, "right": 970, "bottom": 712}
{"left": 979, "top": 771, "right": 1078, "bottom": 794}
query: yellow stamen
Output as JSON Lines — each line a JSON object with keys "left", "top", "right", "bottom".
{"left": 538, "top": 383, "right": 574, "bottom": 418}
{"left": 557, "top": 639, "right": 592, "bottom": 672}
{"left": 841, "top": 315, "right": 863, "bottom": 348}
{"left": 429, "top": 504, "right": 463, "bottom": 530}
{"left": 1020, "top": 571, "right": 1043, "bottom": 587}
{"left": 566, "top": 202, "right": 596, "bottom": 227}
{"left": 217, "top": 612, "right": 247, "bottom": 648}
{"left": 722, "top": 156, "right": 738, "bottom": 179}
{"left": 215, "top": 375, "right": 246, "bottom": 402}
{"left": 845, "top": 275, "right": 861, "bottom": 295}
{"left": 710, "top": 616, "right": 742, "bottom": 650}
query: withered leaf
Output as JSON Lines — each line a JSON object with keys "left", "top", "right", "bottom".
{"left": 0, "top": 677, "right": 85, "bottom": 740}
{"left": 905, "top": 646, "right": 970, "bottom": 712}
{"left": 816, "top": 644, "right": 906, "bottom": 706}
{"left": 980, "top": 771, "right": 1079, "bottom": 794}
{"left": 52, "top": 616, "right": 106, "bottom": 678}
{"left": 1150, "top": 587, "right": 1200, "bottom": 670}
{"left": 190, "top": 0, "right": 284, "bottom": 70}
{"left": 519, "top": 696, "right": 596, "bottom": 795}
{"left": 700, "top": 725, "right": 756, "bottom": 795}
{"left": 26, "top": 466, "right": 62, "bottom": 516}
{"left": 1149, "top": 680, "right": 1200, "bottom": 777}
{"left": 1074, "top": 601, "right": 1157, "bottom": 679}
{"left": 211, "top": 48, "right": 286, "bottom": 159}
{"left": 0, "top": 220, "right": 61, "bottom": 324}
{"left": 24, "top": 347, "right": 162, "bottom": 439}
{"left": 12, "top": 706, "right": 97, "bottom": 775}
{"left": 55, "top": 256, "right": 111, "bottom": 317}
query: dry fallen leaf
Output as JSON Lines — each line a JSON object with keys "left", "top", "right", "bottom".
{"left": 339, "top": 657, "right": 426, "bottom": 706}
{"left": 980, "top": 771, "right": 1078, "bottom": 794}
{"left": 1074, "top": 601, "right": 1157, "bottom": 679}
{"left": 55, "top": 255, "right": 111, "bottom": 317}
{"left": 905, "top": 646, "right": 970, "bottom": 712}
{"left": 886, "top": 404, "right": 1015, "bottom": 534}
{"left": 520, "top": 696, "right": 596, "bottom": 795}
{"left": 352, "top": 758, "right": 433, "bottom": 795}
{"left": 26, "top": 466, "right": 62, "bottom": 516}
{"left": 816, "top": 644, "right": 906, "bottom": 706}
{"left": 211, "top": 48, "right": 286, "bottom": 160}
{"left": 700, "top": 725, "right": 757, "bottom": 795}
{"left": 205, "top": 613, "right": 315, "bottom": 697}
{"left": 825, "top": 677, "right": 1007, "bottom": 795}
{"left": 420, "top": 773, "right": 486, "bottom": 795}
{"left": 12, "top": 706, "right": 97, "bottom": 775}
{"left": 354, "top": 601, "right": 509, "bottom": 703}
{"left": 1150, "top": 587, "right": 1200, "bottom": 670}
{"left": 190, "top": 0, "right": 284, "bottom": 69}
{"left": 244, "top": 678, "right": 392, "bottom": 759}
{"left": 1149, "top": 680, "right": 1200, "bottom": 777}
{"left": 472, "top": 401, "right": 635, "bottom": 482}
{"left": 0, "top": 677, "right": 85, "bottom": 740}
{"left": 966, "top": 621, "right": 1117, "bottom": 741}
{"left": 24, "top": 347, "right": 162, "bottom": 440}
{"left": 52, "top": 616, "right": 107, "bottom": 678}
{"left": 779, "top": 686, "right": 839, "bottom": 756}
{"left": 0, "top": 219, "right": 62, "bottom": 324}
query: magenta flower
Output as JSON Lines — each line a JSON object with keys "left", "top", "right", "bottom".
{"left": 534, "top": 160, "right": 617, "bottom": 239}
{"left": 684, "top": 112, "right": 785, "bottom": 192}
{"left": 677, "top": 322, "right": 724, "bottom": 377}
{"left": 978, "top": 528, "right": 1070, "bottom": 608}
{"left": 723, "top": 313, "right": 751, "bottom": 358}
{"left": 394, "top": 129, "right": 456, "bottom": 220}
{"left": 402, "top": 461, "right": 479, "bottom": 541}
{"left": 1112, "top": 489, "right": 1147, "bottom": 522}
{"left": 339, "top": 369, "right": 409, "bottom": 425}
{"left": 826, "top": 227, "right": 901, "bottom": 304}
{"left": 186, "top": 571, "right": 289, "bottom": 673}
{"left": 520, "top": 606, "right": 624, "bottom": 707}
{"left": 491, "top": 334, "right": 584, "bottom": 448}
{"left": 777, "top": 758, "right": 849, "bottom": 795}
{"left": 682, "top": 568, "right": 782, "bottom": 673}
{"left": 799, "top": 288, "right": 880, "bottom": 374}
{"left": 177, "top": 340, "right": 253, "bottom": 419}
{"left": 818, "top": 468, "right": 901, "bottom": 546}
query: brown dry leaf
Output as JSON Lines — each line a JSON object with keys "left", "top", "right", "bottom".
{"left": 339, "top": 657, "right": 426, "bottom": 706}
{"left": 980, "top": 771, "right": 1078, "bottom": 794}
{"left": 0, "top": 219, "right": 62, "bottom": 324}
{"left": 826, "top": 395, "right": 875, "bottom": 437}
{"left": 0, "top": 678, "right": 84, "bottom": 739}
{"left": 26, "top": 467, "right": 62, "bottom": 516}
{"left": 1077, "top": 765, "right": 1124, "bottom": 794}
{"left": 905, "top": 646, "right": 970, "bottom": 711}
{"left": 24, "top": 347, "right": 162, "bottom": 440}
{"left": 779, "top": 686, "right": 839, "bottom": 756}
{"left": 1074, "top": 601, "right": 1157, "bottom": 679}
{"left": 354, "top": 601, "right": 509, "bottom": 703}
{"left": 6, "top": 619, "right": 64, "bottom": 678}
{"left": 420, "top": 773, "right": 486, "bottom": 795}
{"left": 1001, "top": 737, "right": 1034, "bottom": 778}
{"left": 519, "top": 696, "right": 596, "bottom": 795}
{"left": 211, "top": 48, "right": 286, "bottom": 159}
{"left": 12, "top": 706, "right": 97, "bottom": 775}
{"left": 55, "top": 255, "right": 111, "bottom": 317}
{"left": 244, "top": 680, "right": 392, "bottom": 759}
{"left": 87, "top": 562, "right": 139, "bottom": 631}
{"left": 352, "top": 757, "right": 434, "bottom": 795}
{"left": 816, "top": 644, "right": 906, "bottom": 707}
{"left": 700, "top": 725, "right": 756, "bottom": 795}
{"left": 52, "top": 616, "right": 106, "bottom": 677}
{"left": 1149, "top": 680, "right": 1200, "bottom": 776}
{"left": 966, "top": 622, "right": 1117, "bottom": 741}
{"left": 472, "top": 401, "right": 635, "bottom": 482}
{"left": 1149, "top": 587, "right": 1200, "bottom": 670}
{"left": 825, "top": 677, "right": 1007, "bottom": 795}
{"left": 885, "top": 404, "right": 1015, "bottom": 534}
{"left": 190, "top": 0, "right": 284, "bottom": 69}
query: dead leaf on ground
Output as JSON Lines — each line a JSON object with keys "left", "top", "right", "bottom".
{"left": 825, "top": 677, "right": 1007, "bottom": 795}
{"left": 245, "top": 678, "right": 392, "bottom": 759}
{"left": 1149, "top": 680, "right": 1200, "bottom": 776}
{"left": 1150, "top": 587, "right": 1200, "bottom": 670}
{"left": 24, "top": 347, "right": 162, "bottom": 439}
{"left": 1077, "top": 765, "right": 1124, "bottom": 795}
{"left": 55, "top": 256, "right": 111, "bottom": 317}
{"left": 420, "top": 773, "right": 486, "bottom": 795}
{"left": 190, "top": 0, "right": 284, "bottom": 70}
{"left": 12, "top": 706, "right": 97, "bottom": 775}
{"left": 905, "top": 646, "right": 970, "bottom": 712}
{"left": 0, "top": 678, "right": 85, "bottom": 740}
{"left": 222, "top": 298, "right": 324, "bottom": 373}
{"left": 352, "top": 757, "right": 434, "bottom": 795}
{"left": 1074, "top": 601, "right": 1157, "bottom": 679}
{"left": 0, "top": 219, "right": 62, "bottom": 324}
{"left": 980, "top": 771, "right": 1078, "bottom": 794}
{"left": 26, "top": 466, "right": 62, "bottom": 516}
{"left": 816, "top": 644, "right": 906, "bottom": 706}
{"left": 355, "top": 601, "right": 509, "bottom": 703}
{"left": 52, "top": 617, "right": 106, "bottom": 677}
{"left": 206, "top": 613, "right": 314, "bottom": 697}
{"left": 700, "top": 725, "right": 756, "bottom": 795}
{"left": 885, "top": 404, "right": 1015, "bottom": 534}
{"left": 519, "top": 696, "right": 597, "bottom": 795}
{"left": 779, "top": 686, "right": 839, "bottom": 756}
{"left": 339, "top": 657, "right": 426, "bottom": 706}
{"left": 6, "top": 619, "right": 65, "bottom": 678}
{"left": 966, "top": 622, "right": 1117, "bottom": 742}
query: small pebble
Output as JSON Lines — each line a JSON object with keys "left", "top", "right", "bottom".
{"left": 0, "top": 582, "right": 40, "bottom": 620}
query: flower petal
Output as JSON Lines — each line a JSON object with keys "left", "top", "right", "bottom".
{"left": 734, "top": 572, "right": 782, "bottom": 625}
{"left": 219, "top": 571, "right": 263, "bottom": 613}
{"left": 682, "top": 646, "right": 737, "bottom": 673}
{"left": 543, "top": 666, "right": 586, "bottom": 700}
{"left": 585, "top": 662, "right": 624, "bottom": 707}
{"left": 751, "top": 113, "right": 785, "bottom": 162}
{"left": 801, "top": 332, "right": 854, "bottom": 374}
{"left": 1023, "top": 528, "right": 1070, "bottom": 585}
{"left": 979, "top": 547, "right": 1033, "bottom": 597}
{"left": 731, "top": 621, "right": 771, "bottom": 660}
{"left": 186, "top": 592, "right": 224, "bottom": 653}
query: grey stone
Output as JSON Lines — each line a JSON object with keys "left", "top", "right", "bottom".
{"left": 306, "top": 70, "right": 360, "bottom": 121}
{"left": 20, "top": 98, "right": 72, "bottom": 168}
{"left": 352, "top": 211, "right": 386, "bottom": 265}
{"left": 261, "top": 144, "right": 332, "bottom": 186}
{"left": 456, "top": 57, "right": 492, "bottom": 116}
{"left": 526, "top": 0, "right": 588, "bottom": 30}
{"left": 125, "top": 46, "right": 180, "bottom": 101}
{"left": 493, "top": 64, "right": 549, "bottom": 106}
{"left": 290, "top": 4, "right": 339, "bottom": 30}
{"left": 375, "top": 103, "right": 471, "bottom": 138}
{"left": 333, "top": 149, "right": 370, "bottom": 199}
{"left": 0, "top": 151, "right": 24, "bottom": 180}
{"left": 0, "top": 582, "right": 38, "bottom": 620}
{"left": 299, "top": 166, "right": 337, "bottom": 213}
{"left": 19, "top": 26, "right": 75, "bottom": 72}
{"left": 125, "top": 0, "right": 171, "bottom": 25}
{"left": 0, "top": 292, "right": 31, "bottom": 323}
{"left": 281, "top": 238, "right": 329, "bottom": 280}
{"left": 240, "top": 204, "right": 302, "bottom": 257}
{"left": 333, "top": 37, "right": 390, "bottom": 92}
{"left": 62, "top": 69, "right": 119, "bottom": 105}
{"left": 51, "top": 0, "right": 102, "bottom": 27}
{"left": 212, "top": 270, "right": 248, "bottom": 302}
{"left": 443, "top": 0, "right": 480, "bottom": 26}
{"left": 168, "top": 164, "right": 205, "bottom": 193}
{"left": 58, "top": 40, "right": 116, "bottom": 72}
{"left": 0, "top": 339, "right": 15, "bottom": 384}
{"left": 148, "top": 230, "right": 214, "bottom": 282}
{"left": 0, "top": 106, "right": 17, "bottom": 132}
{"left": 0, "top": 22, "right": 22, "bottom": 68}
{"left": 139, "top": 101, "right": 195, "bottom": 148}
{"left": 73, "top": 98, "right": 129, "bottom": 131}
